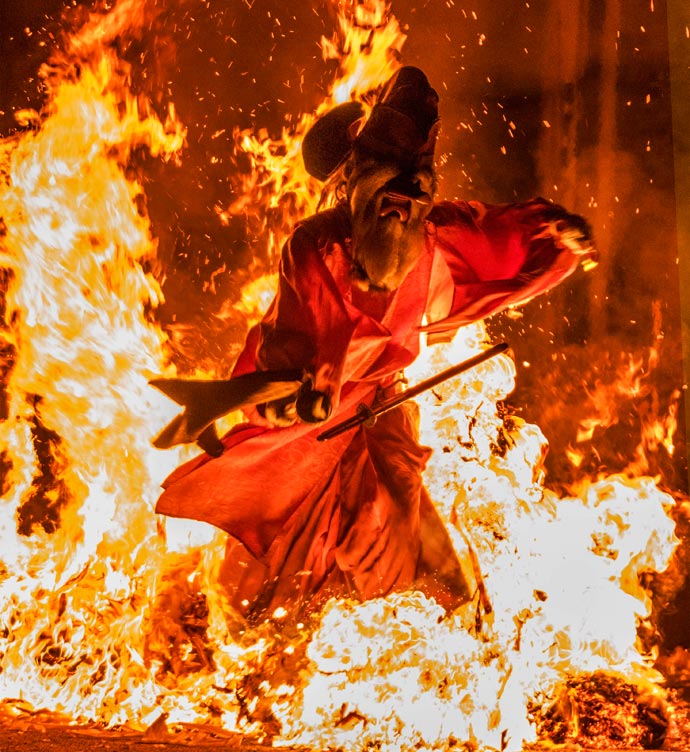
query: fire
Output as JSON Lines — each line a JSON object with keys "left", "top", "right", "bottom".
{"left": 0, "top": 32, "right": 192, "bottom": 724}
{"left": 561, "top": 301, "right": 680, "bottom": 487}
{"left": 0, "top": 0, "right": 683, "bottom": 750}
{"left": 225, "top": 0, "right": 404, "bottom": 273}
{"left": 276, "top": 324, "right": 678, "bottom": 751}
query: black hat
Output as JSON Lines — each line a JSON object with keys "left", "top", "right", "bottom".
{"left": 301, "top": 101, "right": 365, "bottom": 182}
{"left": 302, "top": 66, "right": 439, "bottom": 181}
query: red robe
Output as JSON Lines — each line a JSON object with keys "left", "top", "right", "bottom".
{"left": 156, "top": 199, "right": 594, "bottom": 619}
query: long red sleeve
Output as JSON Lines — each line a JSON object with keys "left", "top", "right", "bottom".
{"left": 422, "top": 198, "right": 596, "bottom": 334}
{"left": 236, "top": 221, "right": 358, "bottom": 412}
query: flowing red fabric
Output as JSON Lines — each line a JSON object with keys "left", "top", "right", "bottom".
{"left": 156, "top": 198, "right": 594, "bottom": 619}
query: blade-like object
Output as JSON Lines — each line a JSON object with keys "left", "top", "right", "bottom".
{"left": 317, "top": 342, "right": 509, "bottom": 442}
{"left": 151, "top": 368, "right": 303, "bottom": 452}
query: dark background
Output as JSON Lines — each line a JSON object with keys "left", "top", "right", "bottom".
{"left": 1, "top": 0, "right": 689, "bottom": 648}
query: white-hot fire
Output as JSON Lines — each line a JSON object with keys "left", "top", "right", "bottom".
{"left": 0, "top": 38, "right": 194, "bottom": 724}
{"left": 0, "top": 1, "right": 680, "bottom": 750}
{"left": 277, "top": 326, "right": 677, "bottom": 751}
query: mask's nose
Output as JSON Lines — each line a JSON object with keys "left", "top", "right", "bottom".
{"left": 384, "top": 174, "right": 432, "bottom": 206}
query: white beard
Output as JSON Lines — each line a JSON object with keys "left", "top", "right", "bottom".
{"left": 347, "top": 157, "right": 435, "bottom": 292}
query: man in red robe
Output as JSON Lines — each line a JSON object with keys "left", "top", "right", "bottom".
{"left": 155, "top": 67, "right": 597, "bottom": 621}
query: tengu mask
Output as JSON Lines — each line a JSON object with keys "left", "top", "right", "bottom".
{"left": 302, "top": 67, "right": 440, "bottom": 291}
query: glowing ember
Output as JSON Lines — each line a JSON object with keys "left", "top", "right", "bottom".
{"left": 0, "top": 1, "right": 683, "bottom": 751}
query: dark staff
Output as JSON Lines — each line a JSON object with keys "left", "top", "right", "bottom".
{"left": 317, "top": 341, "right": 509, "bottom": 442}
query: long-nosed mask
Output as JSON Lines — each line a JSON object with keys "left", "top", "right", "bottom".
{"left": 347, "top": 153, "right": 436, "bottom": 292}
{"left": 301, "top": 66, "right": 441, "bottom": 291}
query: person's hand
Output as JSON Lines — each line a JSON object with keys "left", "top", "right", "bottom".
{"left": 262, "top": 394, "right": 298, "bottom": 427}
{"left": 261, "top": 379, "right": 332, "bottom": 426}
{"left": 295, "top": 380, "right": 332, "bottom": 423}
{"left": 542, "top": 203, "right": 598, "bottom": 263}
{"left": 543, "top": 204, "right": 592, "bottom": 241}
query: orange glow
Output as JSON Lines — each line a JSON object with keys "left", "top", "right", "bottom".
{"left": 226, "top": 0, "right": 404, "bottom": 271}
{"left": 0, "top": 1, "right": 682, "bottom": 750}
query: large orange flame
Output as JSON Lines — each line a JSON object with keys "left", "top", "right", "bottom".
{"left": 0, "top": 1, "right": 681, "bottom": 750}
{"left": 0, "top": 33, "right": 193, "bottom": 723}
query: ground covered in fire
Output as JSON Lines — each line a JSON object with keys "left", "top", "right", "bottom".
{"left": 0, "top": 687, "right": 689, "bottom": 752}
{"left": 0, "top": 723, "right": 288, "bottom": 751}
{"left": 1, "top": 0, "right": 689, "bottom": 751}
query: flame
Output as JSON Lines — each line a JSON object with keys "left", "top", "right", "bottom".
{"left": 0, "top": 8, "right": 191, "bottom": 727}
{"left": 0, "top": 1, "right": 683, "bottom": 750}
{"left": 276, "top": 324, "right": 678, "bottom": 751}
{"left": 227, "top": 0, "right": 404, "bottom": 274}
{"left": 563, "top": 303, "right": 680, "bottom": 486}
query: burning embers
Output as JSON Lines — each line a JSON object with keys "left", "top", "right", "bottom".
{"left": 530, "top": 671, "right": 668, "bottom": 749}
{"left": 0, "top": 0, "right": 684, "bottom": 751}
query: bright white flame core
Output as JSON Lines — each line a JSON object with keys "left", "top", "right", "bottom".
{"left": 0, "top": 2, "right": 680, "bottom": 750}
{"left": 277, "top": 326, "right": 677, "bottom": 751}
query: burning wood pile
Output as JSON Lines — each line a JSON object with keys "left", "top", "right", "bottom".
{"left": 0, "top": 0, "right": 687, "bottom": 750}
